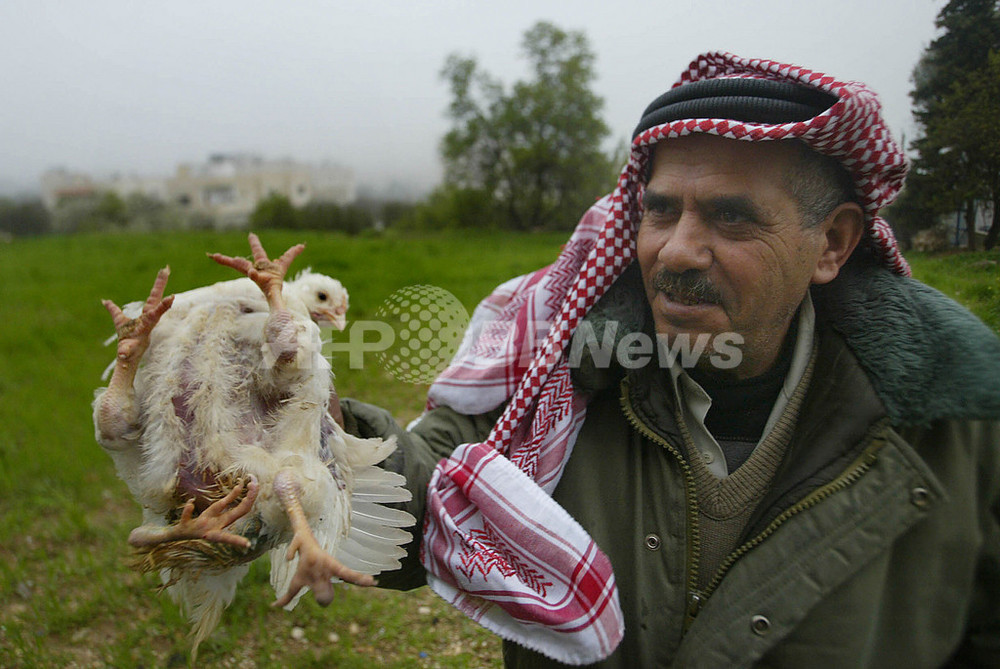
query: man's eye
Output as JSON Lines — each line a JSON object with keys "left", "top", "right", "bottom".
{"left": 718, "top": 208, "right": 749, "bottom": 224}
{"left": 644, "top": 202, "right": 677, "bottom": 219}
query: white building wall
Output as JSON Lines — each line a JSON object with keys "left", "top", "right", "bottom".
{"left": 41, "top": 154, "right": 358, "bottom": 230}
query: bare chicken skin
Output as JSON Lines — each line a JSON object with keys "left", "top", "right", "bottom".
{"left": 94, "top": 234, "right": 414, "bottom": 659}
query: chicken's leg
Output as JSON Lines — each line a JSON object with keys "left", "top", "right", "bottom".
{"left": 128, "top": 477, "right": 259, "bottom": 549}
{"left": 271, "top": 469, "right": 374, "bottom": 608}
{"left": 95, "top": 267, "right": 174, "bottom": 446}
{"left": 209, "top": 233, "right": 305, "bottom": 366}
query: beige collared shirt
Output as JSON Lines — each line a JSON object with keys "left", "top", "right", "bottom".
{"left": 667, "top": 294, "right": 816, "bottom": 479}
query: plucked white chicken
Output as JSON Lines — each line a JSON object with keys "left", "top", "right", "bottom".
{"left": 152, "top": 267, "right": 348, "bottom": 332}
{"left": 92, "top": 233, "right": 414, "bottom": 657}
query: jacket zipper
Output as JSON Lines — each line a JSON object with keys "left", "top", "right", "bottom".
{"left": 619, "top": 377, "right": 704, "bottom": 629}
{"left": 621, "top": 376, "right": 890, "bottom": 627}
{"left": 701, "top": 425, "right": 888, "bottom": 601}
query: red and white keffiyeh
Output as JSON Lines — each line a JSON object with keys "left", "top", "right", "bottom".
{"left": 420, "top": 52, "right": 909, "bottom": 664}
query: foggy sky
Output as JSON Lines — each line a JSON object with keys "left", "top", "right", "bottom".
{"left": 0, "top": 0, "right": 944, "bottom": 196}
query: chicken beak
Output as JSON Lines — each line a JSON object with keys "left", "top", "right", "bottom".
{"left": 312, "top": 309, "right": 347, "bottom": 331}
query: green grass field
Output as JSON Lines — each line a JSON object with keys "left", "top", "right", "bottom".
{"left": 905, "top": 250, "right": 1000, "bottom": 332}
{"left": 0, "top": 229, "right": 566, "bottom": 668}
{"left": 0, "top": 231, "right": 996, "bottom": 668}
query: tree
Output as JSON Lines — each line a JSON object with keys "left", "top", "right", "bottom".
{"left": 901, "top": 0, "right": 1000, "bottom": 249}
{"left": 250, "top": 193, "right": 299, "bottom": 230}
{"left": 92, "top": 192, "right": 128, "bottom": 229}
{"left": 298, "top": 202, "right": 374, "bottom": 235}
{"left": 401, "top": 184, "right": 501, "bottom": 231}
{"left": 0, "top": 198, "right": 50, "bottom": 237}
{"left": 934, "top": 51, "right": 1000, "bottom": 249}
{"left": 52, "top": 191, "right": 128, "bottom": 233}
{"left": 440, "top": 21, "right": 614, "bottom": 231}
{"left": 911, "top": 0, "right": 1000, "bottom": 106}
{"left": 124, "top": 193, "right": 184, "bottom": 231}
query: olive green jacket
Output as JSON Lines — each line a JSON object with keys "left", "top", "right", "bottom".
{"left": 343, "top": 257, "right": 1000, "bottom": 668}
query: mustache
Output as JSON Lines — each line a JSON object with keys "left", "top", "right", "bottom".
{"left": 652, "top": 270, "right": 722, "bottom": 304}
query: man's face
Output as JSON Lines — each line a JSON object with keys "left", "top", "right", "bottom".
{"left": 636, "top": 134, "right": 830, "bottom": 379}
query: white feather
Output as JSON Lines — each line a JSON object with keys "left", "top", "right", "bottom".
{"left": 93, "top": 263, "right": 414, "bottom": 651}
{"left": 350, "top": 470, "right": 415, "bottom": 504}
{"left": 350, "top": 500, "right": 417, "bottom": 528}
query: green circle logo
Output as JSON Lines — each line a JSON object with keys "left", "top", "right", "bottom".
{"left": 374, "top": 285, "right": 470, "bottom": 383}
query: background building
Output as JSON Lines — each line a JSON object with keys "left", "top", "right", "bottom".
{"left": 40, "top": 154, "right": 357, "bottom": 230}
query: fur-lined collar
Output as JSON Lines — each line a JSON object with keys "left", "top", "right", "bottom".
{"left": 812, "top": 255, "right": 1000, "bottom": 425}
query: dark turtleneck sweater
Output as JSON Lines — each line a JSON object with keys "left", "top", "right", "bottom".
{"left": 688, "top": 315, "right": 799, "bottom": 474}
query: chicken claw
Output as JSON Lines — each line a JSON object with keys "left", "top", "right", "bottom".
{"left": 209, "top": 234, "right": 308, "bottom": 367}
{"left": 128, "top": 477, "right": 259, "bottom": 549}
{"left": 103, "top": 267, "right": 175, "bottom": 374}
{"left": 272, "top": 469, "right": 374, "bottom": 608}
{"left": 96, "top": 267, "right": 175, "bottom": 445}
{"left": 208, "top": 233, "right": 304, "bottom": 307}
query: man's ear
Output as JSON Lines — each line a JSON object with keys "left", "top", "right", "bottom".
{"left": 812, "top": 202, "right": 864, "bottom": 285}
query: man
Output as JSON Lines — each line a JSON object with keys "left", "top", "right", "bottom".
{"left": 342, "top": 52, "right": 1000, "bottom": 667}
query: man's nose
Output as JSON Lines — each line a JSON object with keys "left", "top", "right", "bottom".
{"left": 657, "top": 213, "right": 712, "bottom": 273}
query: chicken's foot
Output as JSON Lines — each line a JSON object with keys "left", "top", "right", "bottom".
{"left": 128, "top": 476, "right": 259, "bottom": 548}
{"left": 208, "top": 232, "right": 303, "bottom": 309}
{"left": 95, "top": 267, "right": 174, "bottom": 445}
{"left": 272, "top": 469, "right": 374, "bottom": 608}
{"left": 209, "top": 233, "right": 304, "bottom": 366}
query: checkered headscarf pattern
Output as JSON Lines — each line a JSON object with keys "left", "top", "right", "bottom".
{"left": 422, "top": 196, "right": 631, "bottom": 664}
{"left": 644, "top": 51, "right": 911, "bottom": 275}
{"left": 419, "top": 52, "right": 910, "bottom": 665}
